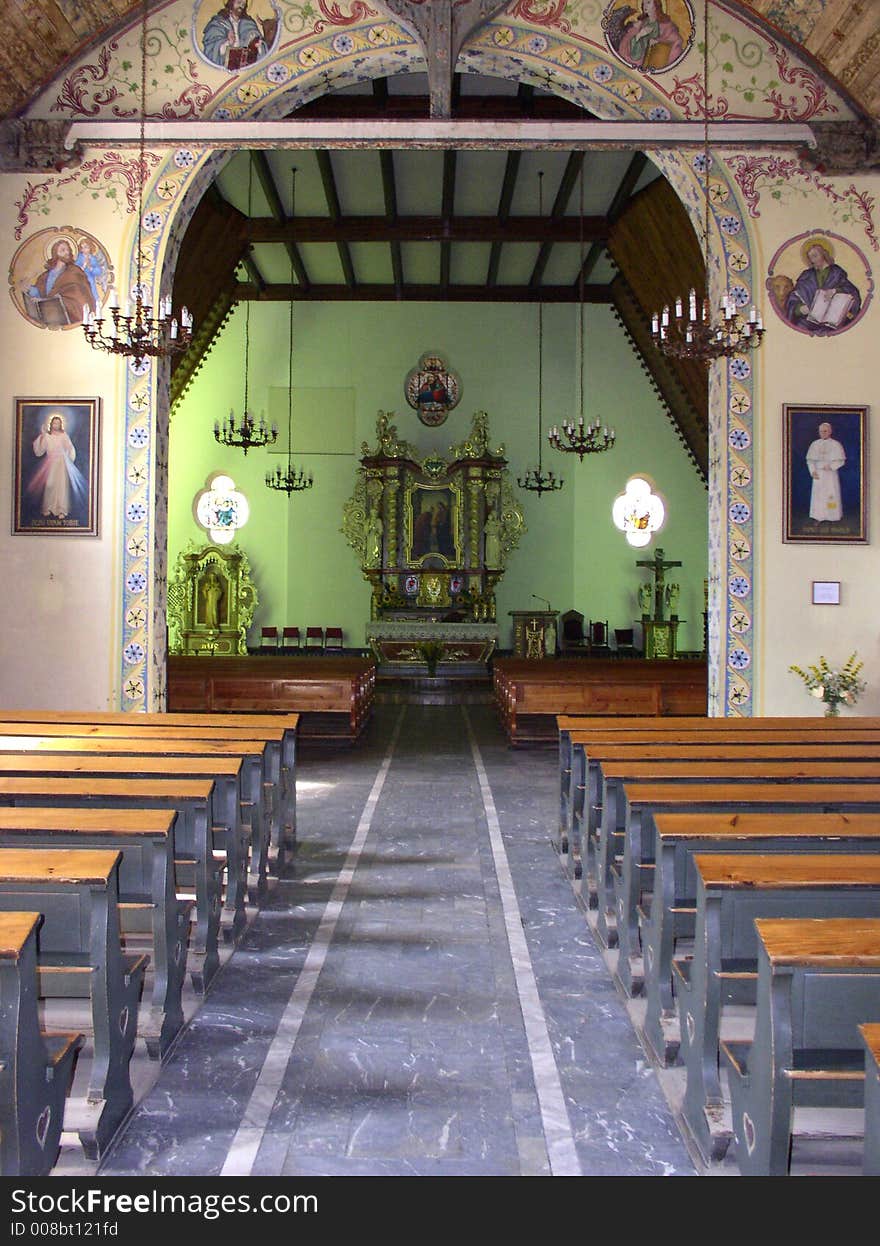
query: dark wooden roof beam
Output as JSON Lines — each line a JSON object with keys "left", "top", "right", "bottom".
{"left": 529, "top": 151, "right": 585, "bottom": 289}
{"left": 252, "top": 149, "right": 310, "bottom": 293}
{"left": 379, "top": 149, "right": 403, "bottom": 295}
{"left": 316, "top": 148, "right": 356, "bottom": 289}
{"left": 486, "top": 149, "right": 521, "bottom": 288}
{"left": 440, "top": 149, "right": 457, "bottom": 291}
{"left": 233, "top": 281, "right": 613, "bottom": 303}
{"left": 606, "top": 152, "right": 649, "bottom": 225}
{"left": 248, "top": 214, "right": 607, "bottom": 244}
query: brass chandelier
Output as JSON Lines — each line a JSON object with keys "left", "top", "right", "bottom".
{"left": 83, "top": 0, "right": 193, "bottom": 368}
{"left": 650, "top": 0, "right": 764, "bottom": 363}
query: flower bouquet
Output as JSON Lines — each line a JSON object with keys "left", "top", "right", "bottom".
{"left": 418, "top": 640, "right": 445, "bottom": 677}
{"left": 789, "top": 652, "right": 866, "bottom": 716}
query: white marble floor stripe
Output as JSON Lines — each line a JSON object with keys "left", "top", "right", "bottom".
{"left": 464, "top": 708, "right": 583, "bottom": 1178}
{"left": 219, "top": 709, "right": 406, "bottom": 1177}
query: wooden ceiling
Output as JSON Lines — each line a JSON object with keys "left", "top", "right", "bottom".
{"left": 1, "top": 2, "right": 879, "bottom": 123}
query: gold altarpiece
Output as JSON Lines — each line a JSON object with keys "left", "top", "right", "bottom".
{"left": 342, "top": 412, "right": 526, "bottom": 670}
{"left": 167, "top": 542, "right": 258, "bottom": 657}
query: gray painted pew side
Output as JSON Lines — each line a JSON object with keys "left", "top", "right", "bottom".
{"left": 0, "top": 849, "right": 147, "bottom": 1161}
{"left": 0, "top": 911, "right": 82, "bottom": 1176}
{"left": 0, "top": 808, "right": 190, "bottom": 1061}
{"left": 0, "top": 776, "right": 221, "bottom": 993}
{"left": 668, "top": 852, "right": 880, "bottom": 1165}
{"left": 722, "top": 918, "right": 880, "bottom": 1177}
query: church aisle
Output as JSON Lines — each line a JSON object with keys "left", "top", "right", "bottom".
{"left": 99, "top": 704, "right": 694, "bottom": 1177}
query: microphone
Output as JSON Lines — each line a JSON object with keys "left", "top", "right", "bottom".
{"left": 531, "top": 594, "right": 551, "bottom": 611}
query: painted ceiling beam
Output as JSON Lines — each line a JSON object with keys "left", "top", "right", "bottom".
{"left": 65, "top": 119, "right": 817, "bottom": 151}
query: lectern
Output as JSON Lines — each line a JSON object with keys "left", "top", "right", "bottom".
{"left": 509, "top": 610, "right": 558, "bottom": 659}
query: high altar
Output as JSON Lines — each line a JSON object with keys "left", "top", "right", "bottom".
{"left": 342, "top": 412, "right": 525, "bottom": 672}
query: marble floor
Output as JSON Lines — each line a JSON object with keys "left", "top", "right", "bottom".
{"left": 95, "top": 702, "right": 699, "bottom": 1178}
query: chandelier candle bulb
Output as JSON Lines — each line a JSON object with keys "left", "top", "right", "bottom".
{"left": 689, "top": 289, "right": 697, "bottom": 320}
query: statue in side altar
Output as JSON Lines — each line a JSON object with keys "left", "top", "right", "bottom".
{"left": 665, "top": 581, "right": 680, "bottom": 616}
{"left": 484, "top": 509, "right": 501, "bottom": 568}
{"left": 638, "top": 581, "right": 652, "bottom": 617}
{"left": 365, "top": 507, "right": 383, "bottom": 568}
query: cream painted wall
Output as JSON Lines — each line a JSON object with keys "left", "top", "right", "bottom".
{"left": 169, "top": 300, "right": 707, "bottom": 652}
{"left": 742, "top": 182, "right": 880, "bottom": 715}
{"left": 0, "top": 177, "right": 131, "bottom": 710}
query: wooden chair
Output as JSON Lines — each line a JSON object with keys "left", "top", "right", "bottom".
{"left": 613, "top": 627, "right": 639, "bottom": 658}
{"left": 281, "top": 626, "right": 301, "bottom": 651}
{"left": 587, "top": 619, "right": 610, "bottom": 657}
{"left": 559, "top": 610, "right": 586, "bottom": 655}
{"left": 305, "top": 627, "right": 324, "bottom": 652}
{"left": 260, "top": 626, "right": 279, "bottom": 651}
{"left": 324, "top": 627, "right": 343, "bottom": 651}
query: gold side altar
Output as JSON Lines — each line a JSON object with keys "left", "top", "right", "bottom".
{"left": 342, "top": 412, "right": 525, "bottom": 670}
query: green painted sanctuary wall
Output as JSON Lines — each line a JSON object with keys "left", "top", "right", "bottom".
{"left": 169, "top": 301, "right": 707, "bottom": 652}
{"left": 572, "top": 308, "right": 708, "bottom": 653}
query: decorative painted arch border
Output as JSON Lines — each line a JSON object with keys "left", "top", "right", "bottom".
{"left": 116, "top": 8, "right": 759, "bottom": 716}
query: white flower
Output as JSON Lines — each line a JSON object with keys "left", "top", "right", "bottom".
{"left": 810, "top": 686, "right": 824, "bottom": 699}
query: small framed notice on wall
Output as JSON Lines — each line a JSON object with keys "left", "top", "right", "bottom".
{"left": 812, "top": 581, "right": 841, "bottom": 605}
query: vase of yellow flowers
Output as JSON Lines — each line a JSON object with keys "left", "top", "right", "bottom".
{"left": 418, "top": 640, "right": 445, "bottom": 677}
{"left": 789, "top": 652, "right": 865, "bottom": 716}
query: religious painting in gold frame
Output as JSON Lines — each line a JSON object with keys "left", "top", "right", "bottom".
{"left": 782, "top": 403, "right": 867, "bottom": 543}
{"left": 405, "top": 481, "right": 462, "bottom": 567}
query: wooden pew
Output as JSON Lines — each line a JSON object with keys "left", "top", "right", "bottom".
{"left": 0, "top": 912, "right": 82, "bottom": 1176}
{"left": 0, "top": 849, "right": 147, "bottom": 1161}
{"left": 0, "top": 753, "right": 249, "bottom": 942}
{"left": 669, "top": 852, "right": 880, "bottom": 1163}
{"left": 0, "top": 711, "right": 299, "bottom": 876}
{"left": 0, "top": 809, "right": 190, "bottom": 1061}
{"left": 861, "top": 1024, "right": 880, "bottom": 1177}
{"left": 0, "top": 719, "right": 297, "bottom": 877}
{"left": 587, "top": 754, "right": 880, "bottom": 906}
{"left": 0, "top": 735, "right": 270, "bottom": 907}
{"left": 167, "top": 655, "right": 374, "bottom": 743}
{"left": 564, "top": 727, "right": 880, "bottom": 879}
{"left": 722, "top": 918, "right": 880, "bottom": 1176}
{"left": 0, "top": 776, "right": 221, "bottom": 993}
{"left": 611, "top": 783, "right": 880, "bottom": 996}
{"left": 493, "top": 658, "right": 707, "bottom": 745}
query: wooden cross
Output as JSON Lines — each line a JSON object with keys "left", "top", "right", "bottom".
{"left": 636, "top": 547, "right": 681, "bottom": 621}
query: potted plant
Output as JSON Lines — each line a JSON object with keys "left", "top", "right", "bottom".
{"left": 789, "top": 652, "right": 866, "bottom": 716}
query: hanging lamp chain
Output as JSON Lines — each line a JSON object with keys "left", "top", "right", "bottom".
{"left": 82, "top": 0, "right": 194, "bottom": 367}
{"left": 547, "top": 160, "right": 616, "bottom": 462}
{"left": 215, "top": 152, "right": 277, "bottom": 455}
{"left": 518, "top": 169, "right": 563, "bottom": 496}
{"left": 266, "top": 163, "right": 313, "bottom": 494}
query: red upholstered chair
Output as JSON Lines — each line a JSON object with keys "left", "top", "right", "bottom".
{"left": 306, "top": 627, "right": 324, "bottom": 651}
{"left": 260, "top": 626, "right": 279, "bottom": 650}
{"left": 324, "top": 627, "right": 343, "bottom": 651}
{"left": 281, "top": 626, "right": 301, "bottom": 651}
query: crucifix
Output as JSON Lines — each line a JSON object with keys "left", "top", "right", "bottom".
{"left": 636, "top": 547, "right": 681, "bottom": 622}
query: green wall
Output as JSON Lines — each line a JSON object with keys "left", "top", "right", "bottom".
{"left": 169, "top": 301, "right": 707, "bottom": 652}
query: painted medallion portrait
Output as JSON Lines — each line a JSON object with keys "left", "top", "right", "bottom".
{"left": 404, "top": 353, "right": 461, "bottom": 427}
{"left": 9, "top": 228, "right": 113, "bottom": 331}
{"left": 766, "top": 231, "right": 872, "bottom": 337}
{"left": 602, "top": 0, "right": 694, "bottom": 74}
{"left": 194, "top": 0, "right": 281, "bottom": 72}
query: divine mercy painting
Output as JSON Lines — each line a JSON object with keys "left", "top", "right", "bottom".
{"left": 13, "top": 398, "right": 100, "bottom": 536}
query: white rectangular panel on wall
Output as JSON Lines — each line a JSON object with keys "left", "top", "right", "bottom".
{"left": 268, "top": 387, "right": 356, "bottom": 455}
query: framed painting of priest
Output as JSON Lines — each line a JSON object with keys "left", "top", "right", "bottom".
{"left": 783, "top": 403, "right": 867, "bottom": 543}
